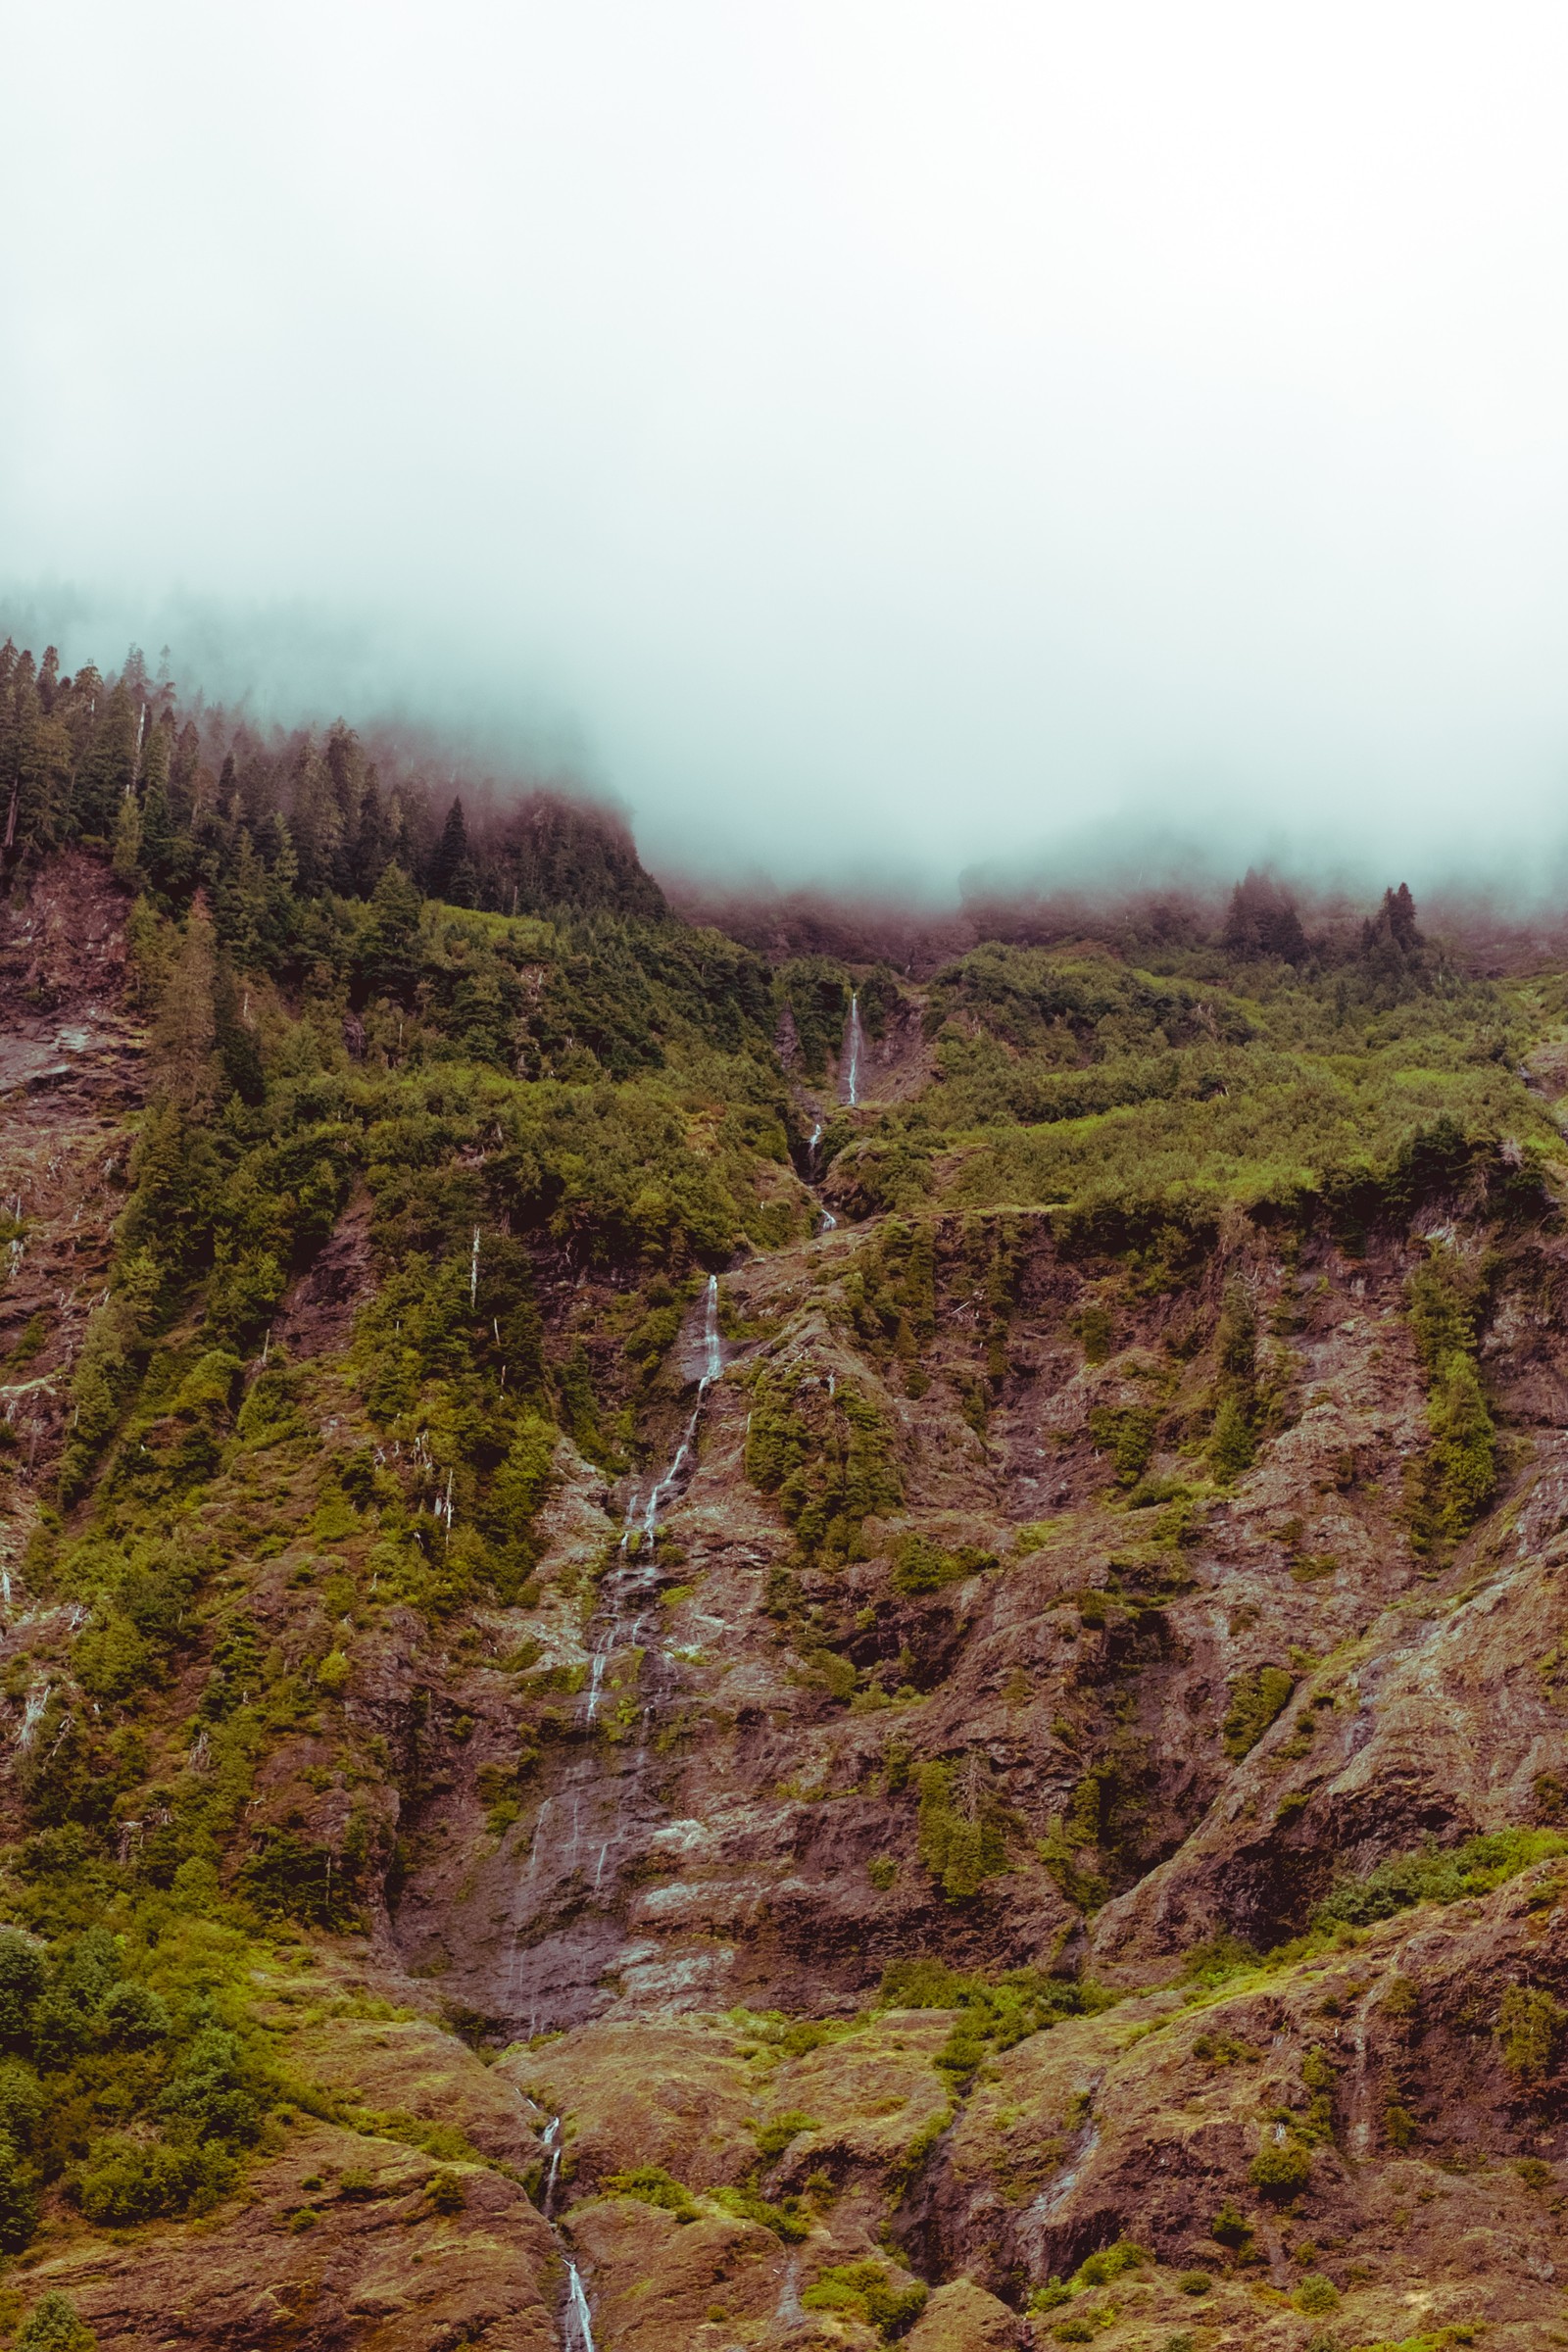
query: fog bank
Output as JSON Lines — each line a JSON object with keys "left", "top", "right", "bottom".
{"left": 8, "top": 6, "right": 1568, "bottom": 896}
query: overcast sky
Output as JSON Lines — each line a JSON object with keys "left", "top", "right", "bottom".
{"left": 6, "top": 2, "right": 1568, "bottom": 896}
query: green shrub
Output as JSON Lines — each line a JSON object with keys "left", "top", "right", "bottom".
{"left": 1384, "top": 2102, "right": 1417, "bottom": 2148}
{"left": 1250, "top": 2140, "right": 1311, "bottom": 2196}
{"left": 70, "top": 2132, "right": 232, "bottom": 2224}
{"left": 1029, "top": 2282, "right": 1072, "bottom": 2312}
{"left": 1222, "top": 1665, "right": 1295, "bottom": 1758}
{"left": 1405, "top": 1244, "right": 1485, "bottom": 1375}
{"left": 600, "top": 2163, "right": 698, "bottom": 2219}
{"left": 801, "top": 2260, "right": 926, "bottom": 2337}
{"left": 15, "top": 2298, "right": 95, "bottom": 2352}
{"left": 1210, "top": 2197, "right": 1253, "bottom": 2247}
{"left": 424, "top": 2169, "right": 467, "bottom": 2213}
{"left": 754, "top": 2111, "right": 817, "bottom": 2161}
{"left": 879, "top": 1956, "right": 970, "bottom": 2008}
{"left": 1177, "top": 2272, "right": 1211, "bottom": 2295}
{"left": 0, "top": 2063, "right": 44, "bottom": 2149}
{"left": 889, "top": 1535, "right": 996, "bottom": 1595}
{"left": 1088, "top": 1402, "right": 1159, "bottom": 1486}
{"left": 100, "top": 1981, "right": 172, "bottom": 2046}
{"left": 1315, "top": 1827, "right": 1568, "bottom": 1928}
{"left": 1209, "top": 1393, "right": 1255, "bottom": 1480}
{"left": 237, "top": 1831, "right": 364, "bottom": 1929}
{"left": 0, "top": 2135, "right": 37, "bottom": 2250}
{"left": 745, "top": 1371, "right": 901, "bottom": 1565}
{"left": 1496, "top": 1984, "right": 1565, "bottom": 2086}
{"left": 710, "top": 2180, "right": 808, "bottom": 2240}
{"left": 1072, "top": 1303, "right": 1115, "bottom": 1362}
{"left": 158, "top": 2023, "right": 269, "bottom": 2144}
{"left": 0, "top": 1935, "right": 44, "bottom": 2046}
{"left": 1423, "top": 1354, "right": 1495, "bottom": 1538}
{"left": 1073, "top": 2239, "right": 1145, "bottom": 2286}
{"left": 914, "top": 1761, "right": 1009, "bottom": 1900}
{"left": 1295, "top": 2275, "right": 1340, "bottom": 2314}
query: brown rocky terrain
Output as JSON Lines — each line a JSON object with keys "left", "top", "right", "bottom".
{"left": 1, "top": 852, "right": 1565, "bottom": 2352}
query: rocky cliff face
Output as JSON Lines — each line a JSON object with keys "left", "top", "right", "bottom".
{"left": 1, "top": 851, "right": 1565, "bottom": 2352}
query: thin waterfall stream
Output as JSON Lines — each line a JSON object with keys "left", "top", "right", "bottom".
{"left": 806, "top": 1118, "right": 836, "bottom": 1228}
{"left": 511, "top": 1283, "right": 728, "bottom": 2348}
{"left": 562, "top": 2264, "right": 596, "bottom": 2352}
{"left": 586, "top": 1276, "right": 723, "bottom": 1720}
{"left": 844, "top": 991, "right": 862, "bottom": 1106}
{"left": 534, "top": 2110, "right": 597, "bottom": 2351}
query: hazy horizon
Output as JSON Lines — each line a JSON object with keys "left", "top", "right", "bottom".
{"left": 8, "top": 5, "right": 1568, "bottom": 902}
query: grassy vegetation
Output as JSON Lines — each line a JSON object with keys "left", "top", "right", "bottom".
{"left": 854, "top": 938, "right": 1555, "bottom": 1252}
{"left": 0, "top": 872, "right": 818, "bottom": 2249}
{"left": 8, "top": 799, "right": 1567, "bottom": 2288}
{"left": 1314, "top": 1828, "right": 1568, "bottom": 1928}
{"left": 744, "top": 1366, "right": 901, "bottom": 1564}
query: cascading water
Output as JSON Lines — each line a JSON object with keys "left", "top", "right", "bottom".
{"left": 701, "top": 1271, "right": 722, "bottom": 1381}
{"left": 539, "top": 2114, "right": 564, "bottom": 2214}
{"left": 563, "top": 2263, "right": 597, "bottom": 2351}
{"left": 503, "top": 1277, "right": 730, "bottom": 2038}
{"left": 844, "top": 993, "right": 862, "bottom": 1106}
{"left": 531, "top": 2111, "right": 596, "bottom": 2348}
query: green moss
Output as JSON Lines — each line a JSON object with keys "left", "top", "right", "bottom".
{"left": 1496, "top": 1984, "right": 1565, "bottom": 2086}
{"left": 914, "top": 1761, "right": 1012, "bottom": 1900}
{"left": 710, "top": 2180, "right": 809, "bottom": 2239}
{"left": 601, "top": 2162, "right": 700, "bottom": 2220}
{"left": 1315, "top": 1827, "right": 1568, "bottom": 1928}
{"left": 744, "top": 1369, "right": 900, "bottom": 1565}
{"left": 1250, "top": 2140, "right": 1312, "bottom": 2195}
{"left": 801, "top": 2262, "right": 926, "bottom": 2339}
{"left": 889, "top": 1534, "right": 997, "bottom": 1595}
{"left": 1087, "top": 1403, "right": 1160, "bottom": 1486}
{"left": 1222, "top": 1665, "right": 1295, "bottom": 1758}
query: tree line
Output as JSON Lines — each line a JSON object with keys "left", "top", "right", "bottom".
{"left": 0, "top": 640, "right": 663, "bottom": 958}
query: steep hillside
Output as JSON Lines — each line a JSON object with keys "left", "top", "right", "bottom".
{"left": 1, "top": 711, "right": 1567, "bottom": 2352}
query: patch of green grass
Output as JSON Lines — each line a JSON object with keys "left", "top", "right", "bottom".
{"left": 1314, "top": 1827, "right": 1568, "bottom": 1928}
{"left": 801, "top": 2261, "right": 926, "bottom": 2339}
{"left": 600, "top": 2163, "right": 700, "bottom": 2221}
{"left": 1222, "top": 1665, "right": 1295, "bottom": 1758}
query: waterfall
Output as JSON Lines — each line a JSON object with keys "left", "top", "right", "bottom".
{"left": 584, "top": 1279, "right": 725, "bottom": 1722}
{"left": 702, "top": 1273, "right": 722, "bottom": 1382}
{"left": 540, "top": 2113, "right": 564, "bottom": 2214}
{"left": 845, "top": 993, "right": 862, "bottom": 1106}
{"left": 469, "top": 1226, "right": 481, "bottom": 1308}
{"left": 563, "top": 2263, "right": 597, "bottom": 2351}
{"left": 531, "top": 2111, "right": 595, "bottom": 2346}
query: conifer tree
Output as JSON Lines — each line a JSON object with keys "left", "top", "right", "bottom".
{"left": 359, "top": 860, "right": 422, "bottom": 1001}
{"left": 288, "top": 744, "right": 342, "bottom": 896}
{"left": 151, "top": 897, "right": 220, "bottom": 1115}
{"left": 353, "top": 768, "right": 387, "bottom": 894}
{"left": 429, "top": 796, "right": 476, "bottom": 906}
{"left": 74, "top": 679, "right": 139, "bottom": 836}
{"left": 214, "top": 828, "right": 270, "bottom": 969}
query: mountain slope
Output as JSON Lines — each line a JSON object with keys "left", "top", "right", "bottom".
{"left": 1, "top": 791, "right": 1566, "bottom": 2352}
